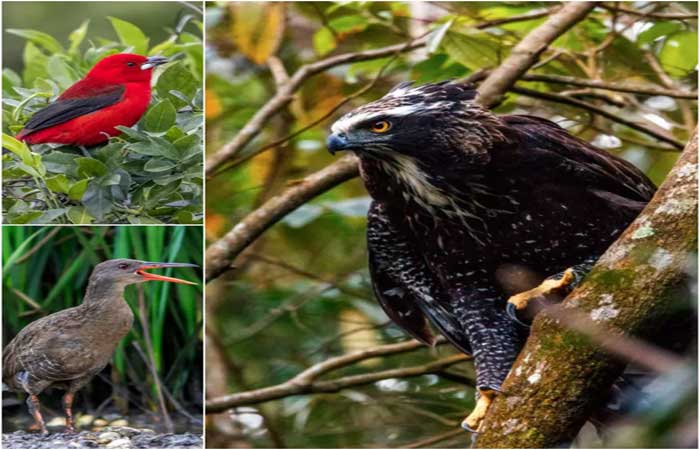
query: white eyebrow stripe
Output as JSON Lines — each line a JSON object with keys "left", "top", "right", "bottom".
{"left": 331, "top": 104, "right": 422, "bottom": 134}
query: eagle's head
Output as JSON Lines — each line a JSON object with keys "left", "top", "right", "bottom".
{"left": 327, "top": 81, "right": 505, "bottom": 169}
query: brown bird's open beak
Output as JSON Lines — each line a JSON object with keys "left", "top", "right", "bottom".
{"left": 135, "top": 262, "right": 199, "bottom": 285}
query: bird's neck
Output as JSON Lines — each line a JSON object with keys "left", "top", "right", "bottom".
{"left": 83, "top": 279, "right": 129, "bottom": 309}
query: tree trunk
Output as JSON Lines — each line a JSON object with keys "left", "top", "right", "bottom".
{"left": 476, "top": 130, "right": 698, "bottom": 448}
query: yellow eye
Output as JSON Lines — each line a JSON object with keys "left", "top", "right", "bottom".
{"left": 369, "top": 120, "right": 391, "bottom": 133}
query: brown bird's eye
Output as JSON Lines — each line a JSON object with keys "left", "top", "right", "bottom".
{"left": 118, "top": 263, "right": 129, "bottom": 270}
{"left": 369, "top": 120, "right": 391, "bottom": 133}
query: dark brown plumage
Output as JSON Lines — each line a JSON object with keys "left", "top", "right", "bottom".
{"left": 327, "top": 81, "right": 656, "bottom": 430}
{"left": 2, "top": 259, "right": 197, "bottom": 434}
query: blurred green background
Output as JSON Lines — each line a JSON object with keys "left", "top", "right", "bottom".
{"left": 2, "top": 226, "right": 203, "bottom": 432}
{"left": 3, "top": 1, "right": 201, "bottom": 70}
{"left": 205, "top": 1, "right": 697, "bottom": 448}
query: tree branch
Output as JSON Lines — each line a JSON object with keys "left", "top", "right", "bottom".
{"left": 476, "top": 128, "right": 698, "bottom": 447}
{"left": 476, "top": 2, "right": 597, "bottom": 107}
{"left": 205, "top": 154, "right": 359, "bottom": 281}
{"left": 521, "top": 73, "right": 698, "bottom": 99}
{"left": 205, "top": 338, "right": 463, "bottom": 412}
{"left": 205, "top": 37, "right": 428, "bottom": 176}
{"left": 511, "top": 85, "right": 685, "bottom": 149}
{"left": 599, "top": 4, "right": 698, "bottom": 20}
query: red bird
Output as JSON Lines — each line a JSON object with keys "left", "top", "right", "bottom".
{"left": 16, "top": 53, "right": 168, "bottom": 147}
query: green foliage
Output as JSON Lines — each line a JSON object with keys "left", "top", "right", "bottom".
{"left": 2, "top": 15, "right": 203, "bottom": 224}
{"left": 2, "top": 226, "right": 203, "bottom": 414}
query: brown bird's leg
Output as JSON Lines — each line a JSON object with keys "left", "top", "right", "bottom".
{"left": 26, "top": 395, "right": 48, "bottom": 435}
{"left": 62, "top": 392, "right": 76, "bottom": 433}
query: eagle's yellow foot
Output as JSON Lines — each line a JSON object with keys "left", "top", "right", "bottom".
{"left": 462, "top": 389, "right": 496, "bottom": 432}
{"left": 508, "top": 268, "right": 575, "bottom": 311}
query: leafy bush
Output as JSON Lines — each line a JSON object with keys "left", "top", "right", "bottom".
{"left": 2, "top": 16, "right": 203, "bottom": 224}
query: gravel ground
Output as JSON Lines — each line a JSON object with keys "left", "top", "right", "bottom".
{"left": 2, "top": 427, "right": 202, "bottom": 449}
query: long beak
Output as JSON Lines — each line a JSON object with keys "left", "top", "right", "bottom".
{"left": 141, "top": 56, "right": 169, "bottom": 71}
{"left": 135, "top": 261, "right": 198, "bottom": 285}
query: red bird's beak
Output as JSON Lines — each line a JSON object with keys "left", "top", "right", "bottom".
{"left": 135, "top": 262, "right": 198, "bottom": 285}
{"left": 141, "top": 56, "right": 169, "bottom": 71}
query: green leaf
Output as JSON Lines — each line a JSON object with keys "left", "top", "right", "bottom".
{"left": 313, "top": 28, "right": 336, "bottom": 56}
{"left": 440, "top": 30, "right": 501, "bottom": 71}
{"left": 108, "top": 17, "right": 149, "bottom": 54}
{"left": 156, "top": 64, "right": 198, "bottom": 108}
{"left": 67, "top": 206, "right": 95, "bottom": 224}
{"left": 2, "top": 133, "right": 33, "bottom": 166}
{"left": 82, "top": 182, "right": 112, "bottom": 220}
{"left": 68, "top": 20, "right": 90, "bottom": 54}
{"left": 127, "top": 136, "right": 179, "bottom": 159}
{"left": 143, "top": 99, "right": 176, "bottom": 132}
{"left": 6, "top": 29, "right": 64, "bottom": 54}
{"left": 47, "top": 55, "right": 76, "bottom": 90}
{"left": 659, "top": 31, "right": 698, "bottom": 77}
{"left": 427, "top": 19, "right": 454, "bottom": 53}
{"left": 638, "top": 21, "right": 682, "bottom": 46}
{"left": 76, "top": 157, "right": 108, "bottom": 178}
{"left": 45, "top": 174, "right": 71, "bottom": 193}
{"left": 68, "top": 179, "right": 89, "bottom": 201}
{"left": 144, "top": 158, "right": 177, "bottom": 172}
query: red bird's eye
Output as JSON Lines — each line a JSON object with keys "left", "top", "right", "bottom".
{"left": 126, "top": 62, "right": 136, "bottom": 67}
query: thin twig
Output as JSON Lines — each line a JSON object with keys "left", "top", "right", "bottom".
{"left": 207, "top": 349, "right": 466, "bottom": 413}
{"left": 511, "top": 85, "right": 684, "bottom": 149}
{"left": 599, "top": 4, "right": 698, "bottom": 20}
{"left": 521, "top": 73, "right": 698, "bottom": 99}
{"left": 205, "top": 35, "right": 429, "bottom": 175}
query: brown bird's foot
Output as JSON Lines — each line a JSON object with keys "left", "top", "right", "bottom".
{"left": 506, "top": 268, "right": 575, "bottom": 324}
{"left": 461, "top": 388, "right": 497, "bottom": 433}
{"left": 27, "top": 395, "right": 49, "bottom": 435}
{"left": 62, "top": 392, "right": 76, "bottom": 433}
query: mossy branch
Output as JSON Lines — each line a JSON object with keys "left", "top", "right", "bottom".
{"left": 476, "top": 129, "right": 698, "bottom": 448}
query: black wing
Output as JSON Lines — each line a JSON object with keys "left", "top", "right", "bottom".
{"left": 502, "top": 114, "right": 656, "bottom": 203}
{"left": 367, "top": 202, "right": 472, "bottom": 354}
{"left": 19, "top": 85, "right": 125, "bottom": 136}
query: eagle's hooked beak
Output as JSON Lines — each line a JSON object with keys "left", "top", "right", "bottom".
{"left": 327, "top": 133, "right": 350, "bottom": 155}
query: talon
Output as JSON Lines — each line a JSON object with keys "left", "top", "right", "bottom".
{"left": 506, "top": 303, "right": 531, "bottom": 327}
{"left": 462, "top": 389, "right": 496, "bottom": 432}
{"left": 507, "top": 268, "right": 575, "bottom": 312}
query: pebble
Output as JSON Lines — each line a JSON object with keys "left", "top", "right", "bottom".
{"left": 109, "top": 419, "right": 128, "bottom": 427}
{"left": 93, "top": 419, "right": 109, "bottom": 427}
{"left": 77, "top": 415, "right": 95, "bottom": 427}
{"left": 47, "top": 417, "right": 66, "bottom": 427}
{"left": 105, "top": 438, "right": 131, "bottom": 448}
{"left": 97, "top": 431, "right": 121, "bottom": 443}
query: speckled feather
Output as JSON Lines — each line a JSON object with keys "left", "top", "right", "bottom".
{"left": 333, "top": 81, "right": 655, "bottom": 390}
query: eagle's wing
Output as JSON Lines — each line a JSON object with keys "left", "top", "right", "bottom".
{"left": 502, "top": 114, "right": 656, "bottom": 203}
{"left": 17, "top": 84, "right": 125, "bottom": 138}
{"left": 367, "top": 201, "right": 472, "bottom": 354}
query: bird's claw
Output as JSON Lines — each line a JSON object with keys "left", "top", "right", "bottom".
{"left": 461, "top": 389, "right": 497, "bottom": 433}
{"left": 507, "top": 268, "right": 575, "bottom": 315}
{"left": 506, "top": 303, "right": 531, "bottom": 327}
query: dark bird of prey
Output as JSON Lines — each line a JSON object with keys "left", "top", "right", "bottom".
{"left": 2, "top": 259, "right": 198, "bottom": 434}
{"left": 326, "top": 81, "right": 655, "bottom": 431}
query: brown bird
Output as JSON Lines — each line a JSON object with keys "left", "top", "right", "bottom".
{"left": 2, "top": 259, "right": 198, "bottom": 434}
